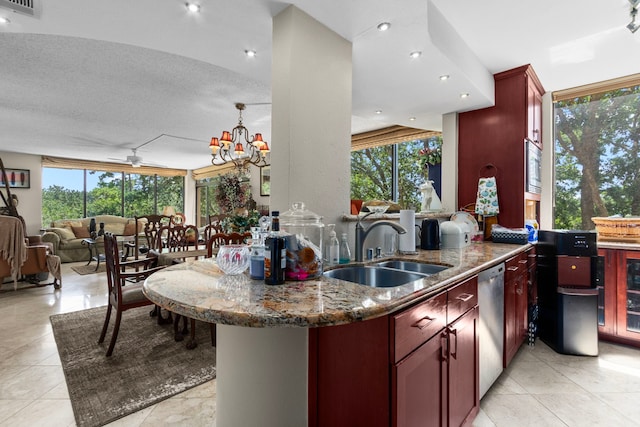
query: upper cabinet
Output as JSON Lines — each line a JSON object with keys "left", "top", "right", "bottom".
{"left": 458, "top": 64, "right": 545, "bottom": 229}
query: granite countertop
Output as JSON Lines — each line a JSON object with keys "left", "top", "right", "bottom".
{"left": 143, "top": 242, "right": 530, "bottom": 328}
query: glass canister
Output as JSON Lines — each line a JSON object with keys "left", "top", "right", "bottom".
{"left": 280, "top": 202, "right": 324, "bottom": 280}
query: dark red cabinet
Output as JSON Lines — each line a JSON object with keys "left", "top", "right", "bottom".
{"left": 458, "top": 64, "right": 545, "bottom": 228}
{"left": 504, "top": 252, "right": 528, "bottom": 367}
{"left": 309, "top": 276, "right": 479, "bottom": 427}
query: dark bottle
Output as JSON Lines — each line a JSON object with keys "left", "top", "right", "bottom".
{"left": 264, "top": 211, "right": 286, "bottom": 285}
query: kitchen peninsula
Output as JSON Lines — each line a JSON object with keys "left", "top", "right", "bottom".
{"left": 143, "top": 242, "right": 531, "bottom": 426}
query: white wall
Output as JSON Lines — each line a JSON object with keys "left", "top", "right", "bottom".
{"left": 0, "top": 151, "right": 43, "bottom": 235}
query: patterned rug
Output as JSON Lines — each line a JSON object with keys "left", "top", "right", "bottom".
{"left": 50, "top": 306, "right": 216, "bottom": 427}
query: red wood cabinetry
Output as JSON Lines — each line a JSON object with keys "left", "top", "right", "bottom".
{"left": 458, "top": 64, "right": 545, "bottom": 228}
{"left": 310, "top": 276, "right": 479, "bottom": 427}
{"left": 504, "top": 252, "right": 529, "bottom": 366}
{"left": 597, "top": 247, "right": 640, "bottom": 347}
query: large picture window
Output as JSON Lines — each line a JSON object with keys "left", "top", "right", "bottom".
{"left": 42, "top": 167, "right": 184, "bottom": 226}
{"left": 553, "top": 77, "right": 640, "bottom": 229}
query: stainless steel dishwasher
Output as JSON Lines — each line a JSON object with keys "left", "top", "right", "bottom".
{"left": 478, "top": 262, "right": 505, "bottom": 398}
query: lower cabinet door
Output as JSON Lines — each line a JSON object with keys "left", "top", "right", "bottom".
{"left": 393, "top": 330, "right": 446, "bottom": 427}
{"left": 448, "top": 307, "right": 479, "bottom": 427}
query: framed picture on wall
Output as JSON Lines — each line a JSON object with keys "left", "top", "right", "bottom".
{"left": 0, "top": 169, "right": 30, "bottom": 189}
{"left": 260, "top": 166, "right": 271, "bottom": 196}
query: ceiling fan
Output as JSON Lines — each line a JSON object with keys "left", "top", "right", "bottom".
{"left": 108, "top": 148, "right": 165, "bottom": 168}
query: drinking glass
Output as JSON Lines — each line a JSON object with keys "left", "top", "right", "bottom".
{"left": 216, "top": 245, "right": 250, "bottom": 275}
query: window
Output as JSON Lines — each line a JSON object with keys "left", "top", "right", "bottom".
{"left": 350, "top": 135, "right": 442, "bottom": 210}
{"left": 553, "top": 76, "right": 640, "bottom": 229}
{"left": 42, "top": 167, "right": 184, "bottom": 226}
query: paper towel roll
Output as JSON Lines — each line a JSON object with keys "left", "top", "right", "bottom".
{"left": 399, "top": 209, "right": 416, "bottom": 253}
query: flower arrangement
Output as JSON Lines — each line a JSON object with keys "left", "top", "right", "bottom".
{"left": 222, "top": 209, "right": 261, "bottom": 233}
{"left": 216, "top": 172, "right": 250, "bottom": 214}
{"left": 419, "top": 138, "right": 442, "bottom": 166}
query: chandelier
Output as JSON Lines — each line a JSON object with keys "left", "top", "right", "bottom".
{"left": 209, "top": 103, "right": 270, "bottom": 169}
{"left": 629, "top": 0, "right": 639, "bottom": 33}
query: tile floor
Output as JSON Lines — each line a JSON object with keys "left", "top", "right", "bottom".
{"left": 1, "top": 263, "right": 639, "bottom": 426}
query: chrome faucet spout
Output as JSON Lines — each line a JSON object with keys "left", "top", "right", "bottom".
{"left": 355, "top": 219, "right": 407, "bottom": 262}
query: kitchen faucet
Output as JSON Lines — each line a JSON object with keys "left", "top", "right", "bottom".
{"left": 355, "top": 212, "right": 407, "bottom": 262}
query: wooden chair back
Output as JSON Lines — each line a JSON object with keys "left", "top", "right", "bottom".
{"left": 99, "top": 232, "right": 165, "bottom": 356}
{"left": 133, "top": 214, "right": 173, "bottom": 259}
{"left": 160, "top": 224, "right": 200, "bottom": 252}
{"left": 206, "top": 232, "right": 251, "bottom": 258}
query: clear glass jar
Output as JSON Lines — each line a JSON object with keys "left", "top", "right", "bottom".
{"left": 280, "top": 202, "right": 324, "bottom": 280}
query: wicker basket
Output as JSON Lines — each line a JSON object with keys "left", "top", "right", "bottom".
{"left": 592, "top": 217, "right": 640, "bottom": 243}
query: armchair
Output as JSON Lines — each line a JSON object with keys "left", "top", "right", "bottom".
{"left": 0, "top": 215, "right": 61, "bottom": 290}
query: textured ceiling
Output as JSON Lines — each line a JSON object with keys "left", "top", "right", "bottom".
{"left": 0, "top": 0, "right": 638, "bottom": 170}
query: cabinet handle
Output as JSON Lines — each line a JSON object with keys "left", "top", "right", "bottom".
{"left": 412, "top": 316, "right": 435, "bottom": 329}
{"left": 516, "top": 285, "right": 523, "bottom": 295}
{"left": 507, "top": 266, "right": 519, "bottom": 271}
{"left": 448, "top": 326, "right": 458, "bottom": 360}
{"left": 440, "top": 331, "right": 448, "bottom": 362}
{"left": 519, "top": 260, "right": 528, "bottom": 265}
{"left": 456, "top": 293, "right": 474, "bottom": 302}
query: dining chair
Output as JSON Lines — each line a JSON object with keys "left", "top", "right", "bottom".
{"left": 159, "top": 224, "right": 200, "bottom": 253}
{"left": 98, "top": 233, "right": 166, "bottom": 357}
{"left": 132, "top": 214, "right": 174, "bottom": 260}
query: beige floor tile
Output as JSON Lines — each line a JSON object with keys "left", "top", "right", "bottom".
{"left": 535, "top": 392, "right": 639, "bottom": 427}
{"left": 0, "top": 399, "right": 33, "bottom": 424}
{"left": 592, "top": 392, "right": 640, "bottom": 424}
{"left": 507, "top": 360, "right": 586, "bottom": 395}
{"left": 139, "top": 397, "right": 216, "bottom": 427}
{"left": 0, "top": 398, "right": 75, "bottom": 427}
{"left": 480, "top": 393, "right": 567, "bottom": 427}
{"left": 472, "top": 409, "right": 497, "bottom": 427}
{"left": 0, "top": 365, "right": 65, "bottom": 400}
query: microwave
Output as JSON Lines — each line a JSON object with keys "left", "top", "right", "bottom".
{"left": 526, "top": 139, "right": 542, "bottom": 194}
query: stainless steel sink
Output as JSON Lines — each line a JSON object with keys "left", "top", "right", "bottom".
{"left": 374, "top": 260, "right": 449, "bottom": 275}
{"left": 323, "top": 266, "right": 426, "bottom": 288}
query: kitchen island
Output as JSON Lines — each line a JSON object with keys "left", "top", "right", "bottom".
{"left": 143, "top": 242, "right": 530, "bottom": 426}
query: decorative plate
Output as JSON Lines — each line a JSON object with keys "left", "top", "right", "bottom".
{"left": 450, "top": 211, "right": 479, "bottom": 233}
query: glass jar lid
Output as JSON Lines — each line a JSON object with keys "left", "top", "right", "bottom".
{"left": 280, "top": 202, "right": 324, "bottom": 226}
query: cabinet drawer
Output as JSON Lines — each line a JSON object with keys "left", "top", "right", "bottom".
{"left": 448, "top": 275, "right": 478, "bottom": 323}
{"left": 505, "top": 253, "right": 528, "bottom": 283}
{"left": 557, "top": 256, "right": 592, "bottom": 287}
{"left": 392, "top": 292, "right": 447, "bottom": 363}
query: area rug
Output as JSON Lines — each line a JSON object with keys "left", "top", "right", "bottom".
{"left": 71, "top": 263, "right": 106, "bottom": 275}
{"left": 50, "top": 306, "right": 216, "bottom": 427}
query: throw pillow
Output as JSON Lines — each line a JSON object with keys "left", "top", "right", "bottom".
{"left": 71, "top": 225, "right": 91, "bottom": 238}
{"left": 50, "top": 227, "right": 76, "bottom": 241}
{"left": 104, "top": 222, "right": 126, "bottom": 235}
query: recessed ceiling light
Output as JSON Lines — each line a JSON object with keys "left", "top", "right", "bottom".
{"left": 377, "top": 22, "right": 391, "bottom": 31}
{"left": 409, "top": 117, "right": 416, "bottom": 121}
{"left": 460, "top": 93, "right": 470, "bottom": 99}
{"left": 375, "top": 110, "right": 382, "bottom": 114}
{"left": 185, "top": 2, "right": 200, "bottom": 12}
{"left": 439, "top": 75, "right": 450, "bottom": 81}
{"left": 245, "top": 50, "right": 257, "bottom": 58}
{"left": 0, "top": 17, "right": 10, "bottom": 24}
{"left": 409, "top": 51, "right": 422, "bottom": 59}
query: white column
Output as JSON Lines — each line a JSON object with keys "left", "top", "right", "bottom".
{"left": 270, "top": 5, "right": 352, "bottom": 229}
{"left": 216, "top": 325, "right": 309, "bottom": 427}
{"left": 441, "top": 112, "right": 458, "bottom": 213}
